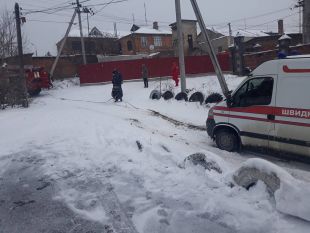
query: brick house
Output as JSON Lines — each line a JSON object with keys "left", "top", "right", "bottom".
{"left": 56, "top": 27, "right": 121, "bottom": 56}
{"left": 118, "top": 22, "right": 173, "bottom": 56}
{"left": 228, "top": 19, "right": 307, "bottom": 75}
{"left": 231, "top": 28, "right": 303, "bottom": 75}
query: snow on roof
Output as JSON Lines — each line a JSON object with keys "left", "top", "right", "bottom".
{"left": 119, "top": 26, "right": 172, "bottom": 38}
{"left": 68, "top": 27, "right": 117, "bottom": 38}
{"left": 235, "top": 29, "right": 269, "bottom": 37}
{"left": 68, "top": 25, "right": 171, "bottom": 40}
{"left": 278, "top": 34, "right": 292, "bottom": 40}
{"left": 286, "top": 54, "right": 310, "bottom": 59}
{"left": 134, "top": 27, "right": 171, "bottom": 35}
{"left": 209, "top": 27, "right": 230, "bottom": 37}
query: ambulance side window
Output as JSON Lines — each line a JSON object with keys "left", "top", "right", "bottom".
{"left": 232, "top": 77, "right": 273, "bottom": 107}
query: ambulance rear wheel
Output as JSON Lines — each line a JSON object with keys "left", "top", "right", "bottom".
{"left": 215, "top": 129, "right": 239, "bottom": 152}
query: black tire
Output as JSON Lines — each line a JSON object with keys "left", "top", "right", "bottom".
{"left": 28, "top": 88, "right": 41, "bottom": 96}
{"left": 215, "top": 128, "right": 239, "bottom": 152}
{"left": 205, "top": 93, "right": 223, "bottom": 104}
{"left": 206, "top": 118, "right": 215, "bottom": 137}
{"left": 162, "top": 90, "right": 174, "bottom": 100}
{"left": 149, "top": 90, "right": 161, "bottom": 100}
{"left": 175, "top": 92, "right": 188, "bottom": 101}
{"left": 189, "top": 92, "right": 204, "bottom": 104}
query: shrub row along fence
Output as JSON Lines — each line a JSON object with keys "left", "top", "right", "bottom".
{"left": 79, "top": 53, "right": 231, "bottom": 85}
{"left": 0, "top": 67, "right": 28, "bottom": 109}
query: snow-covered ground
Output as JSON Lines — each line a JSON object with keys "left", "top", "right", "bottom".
{"left": 1, "top": 75, "right": 310, "bottom": 233}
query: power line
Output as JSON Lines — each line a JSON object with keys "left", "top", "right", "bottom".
{"left": 22, "top": 2, "right": 74, "bottom": 15}
{"left": 91, "top": 0, "right": 128, "bottom": 14}
{"left": 84, "top": 0, "right": 128, "bottom": 8}
{"left": 236, "top": 11, "right": 299, "bottom": 31}
{"left": 27, "top": 19, "right": 75, "bottom": 24}
{"left": 209, "top": 6, "right": 296, "bottom": 28}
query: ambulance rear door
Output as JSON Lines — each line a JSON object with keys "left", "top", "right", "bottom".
{"left": 271, "top": 62, "right": 310, "bottom": 157}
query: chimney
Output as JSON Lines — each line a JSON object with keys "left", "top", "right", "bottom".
{"left": 153, "top": 21, "right": 159, "bottom": 30}
{"left": 278, "top": 19, "right": 284, "bottom": 35}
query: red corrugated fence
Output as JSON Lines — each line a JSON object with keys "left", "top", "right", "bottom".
{"left": 79, "top": 53, "right": 231, "bottom": 84}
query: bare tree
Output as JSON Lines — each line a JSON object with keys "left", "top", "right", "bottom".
{"left": 0, "top": 8, "right": 29, "bottom": 63}
{"left": 0, "top": 9, "right": 17, "bottom": 61}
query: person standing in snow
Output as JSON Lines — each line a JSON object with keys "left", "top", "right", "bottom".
{"left": 141, "top": 64, "right": 149, "bottom": 88}
{"left": 172, "top": 62, "right": 179, "bottom": 87}
{"left": 112, "top": 69, "right": 123, "bottom": 102}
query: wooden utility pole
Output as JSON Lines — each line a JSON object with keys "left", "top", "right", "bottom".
{"left": 76, "top": 0, "right": 87, "bottom": 64}
{"left": 175, "top": 0, "right": 186, "bottom": 93}
{"left": 15, "top": 2, "right": 28, "bottom": 107}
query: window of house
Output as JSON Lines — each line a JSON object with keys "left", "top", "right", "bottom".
{"left": 72, "top": 41, "right": 82, "bottom": 52}
{"left": 154, "top": 36, "right": 162, "bottom": 47}
{"left": 85, "top": 41, "right": 96, "bottom": 54}
{"left": 233, "top": 77, "right": 274, "bottom": 107}
{"left": 141, "top": 36, "right": 148, "bottom": 48}
{"left": 127, "top": 41, "right": 133, "bottom": 51}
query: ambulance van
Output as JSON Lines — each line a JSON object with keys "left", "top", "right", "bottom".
{"left": 207, "top": 55, "right": 310, "bottom": 157}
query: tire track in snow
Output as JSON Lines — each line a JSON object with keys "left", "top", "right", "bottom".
{"left": 56, "top": 169, "right": 139, "bottom": 233}
{"left": 97, "top": 181, "right": 139, "bottom": 233}
{"left": 149, "top": 110, "right": 206, "bottom": 131}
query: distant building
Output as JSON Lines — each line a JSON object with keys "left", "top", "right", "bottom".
{"left": 197, "top": 28, "right": 233, "bottom": 55}
{"left": 170, "top": 19, "right": 198, "bottom": 56}
{"left": 118, "top": 22, "right": 173, "bottom": 56}
{"left": 56, "top": 27, "right": 121, "bottom": 56}
{"left": 231, "top": 20, "right": 304, "bottom": 75}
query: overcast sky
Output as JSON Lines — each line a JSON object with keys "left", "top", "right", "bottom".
{"left": 1, "top": 0, "right": 300, "bottom": 55}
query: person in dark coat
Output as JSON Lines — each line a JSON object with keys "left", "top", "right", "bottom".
{"left": 141, "top": 64, "right": 149, "bottom": 88}
{"left": 112, "top": 69, "right": 123, "bottom": 102}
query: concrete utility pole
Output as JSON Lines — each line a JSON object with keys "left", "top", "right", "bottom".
{"left": 15, "top": 2, "right": 28, "bottom": 107}
{"left": 303, "top": 0, "right": 310, "bottom": 44}
{"left": 50, "top": 9, "right": 77, "bottom": 79}
{"left": 114, "top": 22, "right": 118, "bottom": 38}
{"left": 190, "top": 0, "right": 230, "bottom": 99}
{"left": 76, "top": 0, "right": 87, "bottom": 64}
{"left": 228, "top": 23, "right": 233, "bottom": 46}
{"left": 175, "top": 0, "right": 186, "bottom": 93}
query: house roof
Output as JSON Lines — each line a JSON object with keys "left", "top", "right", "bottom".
{"left": 278, "top": 34, "right": 292, "bottom": 40}
{"left": 68, "top": 27, "right": 117, "bottom": 38}
{"left": 169, "top": 19, "right": 197, "bottom": 27}
{"left": 119, "top": 25, "right": 172, "bottom": 39}
{"left": 133, "top": 27, "right": 171, "bottom": 35}
{"left": 235, "top": 29, "right": 270, "bottom": 37}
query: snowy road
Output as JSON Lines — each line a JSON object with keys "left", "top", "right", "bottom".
{"left": 1, "top": 76, "right": 310, "bottom": 233}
